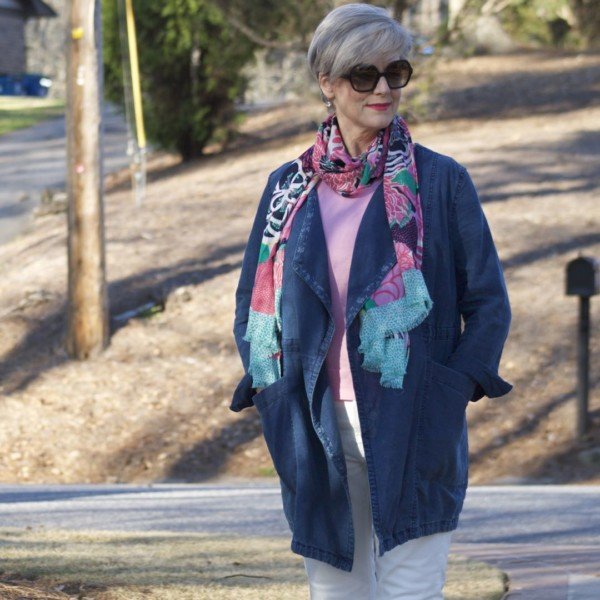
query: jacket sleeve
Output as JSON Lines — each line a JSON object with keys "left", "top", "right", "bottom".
{"left": 230, "top": 168, "right": 279, "bottom": 412}
{"left": 445, "top": 166, "right": 513, "bottom": 402}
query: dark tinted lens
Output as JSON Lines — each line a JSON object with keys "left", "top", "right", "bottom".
{"left": 385, "top": 60, "right": 412, "bottom": 88}
{"left": 347, "top": 60, "right": 413, "bottom": 92}
{"left": 349, "top": 65, "right": 379, "bottom": 92}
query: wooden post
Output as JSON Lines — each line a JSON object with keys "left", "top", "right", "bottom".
{"left": 66, "top": 0, "right": 109, "bottom": 358}
{"left": 576, "top": 295, "right": 590, "bottom": 437}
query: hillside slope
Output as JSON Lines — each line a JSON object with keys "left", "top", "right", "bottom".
{"left": 0, "top": 51, "right": 599, "bottom": 485}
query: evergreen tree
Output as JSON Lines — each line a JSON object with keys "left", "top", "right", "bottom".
{"left": 103, "top": 0, "right": 257, "bottom": 159}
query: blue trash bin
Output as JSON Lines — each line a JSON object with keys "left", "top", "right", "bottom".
{"left": 0, "top": 74, "right": 16, "bottom": 95}
{"left": 22, "top": 73, "right": 52, "bottom": 97}
{"left": 0, "top": 74, "right": 53, "bottom": 97}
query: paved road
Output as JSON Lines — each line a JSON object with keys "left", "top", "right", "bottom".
{"left": 0, "top": 102, "right": 130, "bottom": 245}
{"left": 0, "top": 482, "right": 598, "bottom": 598}
{"left": 0, "top": 482, "right": 598, "bottom": 545}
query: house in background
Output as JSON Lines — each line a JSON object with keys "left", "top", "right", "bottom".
{"left": 0, "top": 0, "right": 56, "bottom": 75}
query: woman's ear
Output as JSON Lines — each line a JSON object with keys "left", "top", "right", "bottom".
{"left": 319, "top": 73, "right": 334, "bottom": 103}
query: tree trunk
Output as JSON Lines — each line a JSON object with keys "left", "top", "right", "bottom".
{"left": 570, "top": 0, "right": 600, "bottom": 47}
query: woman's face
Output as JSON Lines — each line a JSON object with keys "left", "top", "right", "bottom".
{"left": 319, "top": 56, "right": 402, "bottom": 151}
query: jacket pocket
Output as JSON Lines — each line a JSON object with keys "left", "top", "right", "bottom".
{"left": 417, "top": 358, "right": 471, "bottom": 486}
{"left": 430, "top": 359, "right": 476, "bottom": 401}
{"left": 253, "top": 376, "right": 297, "bottom": 498}
{"left": 252, "top": 375, "right": 286, "bottom": 410}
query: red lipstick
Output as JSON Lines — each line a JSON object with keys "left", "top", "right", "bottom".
{"left": 366, "top": 103, "right": 391, "bottom": 111}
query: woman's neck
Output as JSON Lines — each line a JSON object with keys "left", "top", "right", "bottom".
{"left": 335, "top": 114, "right": 378, "bottom": 157}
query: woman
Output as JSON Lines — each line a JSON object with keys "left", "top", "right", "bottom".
{"left": 231, "top": 4, "right": 512, "bottom": 598}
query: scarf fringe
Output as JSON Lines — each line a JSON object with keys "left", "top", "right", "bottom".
{"left": 244, "top": 308, "right": 282, "bottom": 388}
{"left": 358, "top": 269, "right": 433, "bottom": 388}
{"left": 379, "top": 336, "right": 410, "bottom": 388}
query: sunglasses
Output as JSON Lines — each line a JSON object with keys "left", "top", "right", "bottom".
{"left": 341, "top": 59, "right": 413, "bottom": 93}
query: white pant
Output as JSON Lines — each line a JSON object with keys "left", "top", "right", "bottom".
{"left": 303, "top": 400, "right": 453, "bottom": 600}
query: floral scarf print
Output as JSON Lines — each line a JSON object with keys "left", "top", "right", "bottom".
{"left": 244, "top": 113, "right": 432, "bottom": 389}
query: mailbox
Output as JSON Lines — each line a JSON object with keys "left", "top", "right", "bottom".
{"left": 566, "top": 255, "right": 597, "bottom": 438}
{"left": 566, "top": 256, "right": 599, "bottom": 297}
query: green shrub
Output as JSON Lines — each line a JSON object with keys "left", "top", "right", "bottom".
{"left": 102, "top": 0, "right": 255, "bottom": 160}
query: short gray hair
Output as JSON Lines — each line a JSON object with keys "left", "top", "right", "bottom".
{"left": 307, "top": 3, "right": 413, "bottom": 82}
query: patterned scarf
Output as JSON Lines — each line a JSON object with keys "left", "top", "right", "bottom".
{"left": 244, "top": 113, "right": 433, "bottom": 389}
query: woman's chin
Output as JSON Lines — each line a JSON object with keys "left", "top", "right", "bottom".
{"left": 359, "top": 111, "right": 395, "bottom": 131}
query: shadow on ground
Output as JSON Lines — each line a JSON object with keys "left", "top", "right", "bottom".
{"left": 0, "top": 243, "right": 244, "bottom": 395}
{"left": 431, "top": 55, "right": 600, "bottom": 121}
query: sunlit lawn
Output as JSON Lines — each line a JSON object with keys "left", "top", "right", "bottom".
{"left": 0, "top": 96, "right": 64, "bottom": 136}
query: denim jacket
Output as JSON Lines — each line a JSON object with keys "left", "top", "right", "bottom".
{"left": 231, "top": 143, "right": 513, "bottom": 571}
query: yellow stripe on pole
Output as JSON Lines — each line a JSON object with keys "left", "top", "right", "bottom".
{"left": 125, "top": 0, "right": 146, "bottom": 149}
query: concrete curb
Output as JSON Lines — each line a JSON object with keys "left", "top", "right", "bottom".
{"left": 451, "top": 543, "right": 600, "bottom": 599}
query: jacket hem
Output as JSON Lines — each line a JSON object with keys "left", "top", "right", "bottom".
{"left": 291, "top": 539, "right": 353, "bottom": 572}
{"left": 379, "top": 516, "right": 460, "bottom": 556}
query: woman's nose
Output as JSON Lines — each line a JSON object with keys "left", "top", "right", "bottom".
{"left": 373, "top": 74, "right": 391, "bottom": 94}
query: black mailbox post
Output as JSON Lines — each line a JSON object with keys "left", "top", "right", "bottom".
{"left": 566, "top": 255, "right": 599, "bottom": 438}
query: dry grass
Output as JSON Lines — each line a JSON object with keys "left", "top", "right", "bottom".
{"left": 0, "top": 51, "right": 599, "bottom": 488}
{"left": 0, "top": 527, "right": 506, "bottom": 599}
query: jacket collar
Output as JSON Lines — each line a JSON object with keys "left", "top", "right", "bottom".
{"left": 292, "top": 181, "right": 396, "bottom": 327}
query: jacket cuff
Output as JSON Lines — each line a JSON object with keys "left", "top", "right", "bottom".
{"left": 445, "top": 355, "right": 513, "bottom": 402}
{"left": 230, "top": 372, "right": 255, "bottom": 412}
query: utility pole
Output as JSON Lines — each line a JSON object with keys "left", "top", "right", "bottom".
{"left": 66, "top": 0, "right": 109, "bottom": 358}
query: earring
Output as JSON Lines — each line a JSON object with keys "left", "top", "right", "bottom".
{"left": 320, "top": 91, "right": 333, "bottom": 108}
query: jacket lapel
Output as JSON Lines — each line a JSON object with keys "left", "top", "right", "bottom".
{"left": 346, "top": 182, "right": 396, "bottom": 326}
{"left": 291, "top": 187, "right": 333, "bottom": 317}
{"left": 291, "top": 181, "right": 398, "bottom": 327}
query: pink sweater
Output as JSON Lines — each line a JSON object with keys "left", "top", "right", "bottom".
{"left": 317, "top": 178, "right": 381, "bottom": 402}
